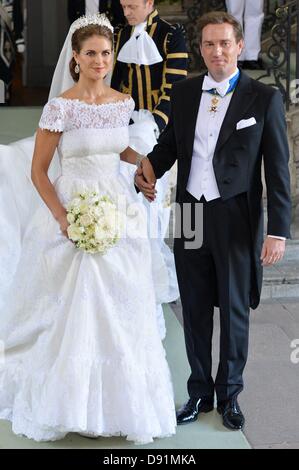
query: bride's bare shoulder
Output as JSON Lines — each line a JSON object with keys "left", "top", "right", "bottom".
{"left": 108, "top": 89, "right": 131, "bottom": 103}
{"left": 59, "top": 88, "right": 78, "bottom": 100}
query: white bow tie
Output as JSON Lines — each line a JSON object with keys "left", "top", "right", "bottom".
{"left": 202, "top": 75, "right": 230, "bottom": 97}
{"left": 117, "top": 22, "right": 163, "bottom": 66}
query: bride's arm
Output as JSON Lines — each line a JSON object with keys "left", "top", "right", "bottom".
{"left": 120, "top": 146, "right": 140, "bottom": 165}
{"left": 121, "top": 147, "right": 157, "bottom": 176}
{"left": 31, "top": 128, "right": 68, "bottom": 237}
{"left": 120, "top": 146, "right": 156, "bottom": 183}
{"left": 120, "top": 147, "right": 157, "bottom": 200}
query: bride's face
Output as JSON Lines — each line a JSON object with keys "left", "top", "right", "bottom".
{"left": 73, "top": 35, "right": 113, "bottom": 81}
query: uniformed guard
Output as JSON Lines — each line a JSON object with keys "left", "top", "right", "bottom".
{"left": 111, "top": 0, "right": 187, "bottom": 339}
{"left": 112, "top": 1, "right": 188, "bottom": 135}
{"left": 226, "top": 0, "right": 264, "bottom": 69}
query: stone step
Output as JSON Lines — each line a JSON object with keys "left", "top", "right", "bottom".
{"left": 262, "top": 240, "right": 299, "bottom": 300}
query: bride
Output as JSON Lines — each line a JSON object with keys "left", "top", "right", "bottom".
{"left": 0, "top": 18, "right": 179, "bottom": 342}
{"left": 0, "top": 14, "right": 176, "bottom": 444}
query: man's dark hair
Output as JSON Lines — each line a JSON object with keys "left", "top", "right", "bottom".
{"left": 198, "top": 11, "right": 244, "bottom": 44}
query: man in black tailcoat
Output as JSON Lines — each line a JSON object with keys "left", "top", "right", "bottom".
{"left": 135, "top": 11, "right": 292, "bottom": 431}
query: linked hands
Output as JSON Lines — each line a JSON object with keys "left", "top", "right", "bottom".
{"left": 134, "top": 157, "right": 157, "bottom": 202}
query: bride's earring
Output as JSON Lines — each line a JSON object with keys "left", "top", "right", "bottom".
{"left": 75, "top": 63, "right": 80, "bottom": 74}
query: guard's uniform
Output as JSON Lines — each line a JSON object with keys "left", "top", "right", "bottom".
{"left": 111, "top": 9, "right": 188, "bottom": 133}
{"left": 226, "top": 0, "right": 264, "bottom": 61}
{"left": 111, "top": 9, "right": 186, "bottom": 338}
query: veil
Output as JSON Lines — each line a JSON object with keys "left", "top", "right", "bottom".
{"left": 49, "top": 19, "right": 113, "bottom": 100}
{"left": 0, "top": 16, "right": 115, "bottom": 246}
{"left": 47, "top": 17, "right": 114, "bottom": 177}
{"left": 48, "top": 28, "right": 75, "bottom": 100}
{"left": 1, "top": 14, "right": 117, "bottom": 234}
{"left": 0, "top": 15, "right": 115, "bottom": 308}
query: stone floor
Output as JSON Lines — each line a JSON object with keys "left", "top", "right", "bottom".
{"left": 1, "top": 104, "right": 299, "bottom": 450}
{"left": 171, "top": 298, "right": 299, "bottom": 449}
{"left": 0, "top": 306, "right": 251, "bottom": 450}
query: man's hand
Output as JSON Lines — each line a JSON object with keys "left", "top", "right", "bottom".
{"left": 260, "top": 236, "right": 286, "bottom": 266}
{"left": 134, "top": 158, "right": 157, "bottom": 202}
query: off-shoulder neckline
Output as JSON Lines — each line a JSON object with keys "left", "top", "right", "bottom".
{"left": 54, "top": 96, "right": 133, "bottom": 108}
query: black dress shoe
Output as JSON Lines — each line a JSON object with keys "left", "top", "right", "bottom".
{"left": 217, "top": 397, "right": 245, "bottom": 430}
{"left": 242, "top": 59, "right": 264, "bottom": 70}
{"left": 176, "top": 397, "right": 214, "bottom": 425}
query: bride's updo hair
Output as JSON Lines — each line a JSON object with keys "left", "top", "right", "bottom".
{"left": 70, "top": 24, "right": 113, "bottom": 82}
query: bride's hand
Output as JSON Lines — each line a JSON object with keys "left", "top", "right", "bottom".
{"left": 57, "top": 212, "right": 69, "bottom": 238}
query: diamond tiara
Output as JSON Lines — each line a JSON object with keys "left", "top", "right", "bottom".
{"left": 70, "top": 13, "right": 114, "bottom": 35}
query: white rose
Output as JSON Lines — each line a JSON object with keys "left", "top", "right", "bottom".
{"left": 91, "top": 206, "right": 102, "bottom": 218}
{"left": 70, "top": 197, "right": 81, "bottom": 208}
{"left": 71, "top": 203, "right": 81, "bottom": 215}
{"left": 67, "top": 224, "right": 82, "bottom": 241}
{"left": 89, "top": 195, "right": 100, "bottom": 205}
{"left": 79, "top": 213, "right": 93, "bottom": 227}
{"left": 67, "top": 213, "right": 75, "bottom": 224}
{"left": 94, "top": 226, "right": 108, "bottom": 241}
{"left": 79, "top": 202, "right": 89, "bottom": 214}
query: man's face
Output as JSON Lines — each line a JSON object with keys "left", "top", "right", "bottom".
{"left": 120, "top": 0, "right": 154, "bottom": 26}
{"left": 200, "top": 23, "right": 243, "bottom": 81}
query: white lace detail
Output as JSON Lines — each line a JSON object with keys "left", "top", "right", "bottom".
{"left": 0, "top": 94, "right": 178, "bottom": 444}
{"left": 39, "top": 97, "right": 135, "bottom": 133}
{"left": 39, "top": 99, "right": 65, "bottom": 133}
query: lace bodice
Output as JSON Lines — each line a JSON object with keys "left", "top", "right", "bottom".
{"left": 39, "top": 96, "right": 135, "bottom": 132}
{"left": 38, "top": 97, "right": 135, "bottom": 169}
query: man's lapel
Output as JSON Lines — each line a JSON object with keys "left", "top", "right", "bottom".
{"left": 214, "top": 71, "right": 257, "bottom": 154}
{"left": 185, "top": 75, "right": 204, "bottom": 159}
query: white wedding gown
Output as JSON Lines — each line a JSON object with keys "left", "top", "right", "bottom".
{"left": 0, "top": 114, "right": 179, "bottom": 340}
{"left": 0, "top": 96, "right": 176, "bottom": 443}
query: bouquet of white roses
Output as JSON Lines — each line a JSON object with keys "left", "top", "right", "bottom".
{"left": 66, "top": 190, "right": 124, "bottom": 254}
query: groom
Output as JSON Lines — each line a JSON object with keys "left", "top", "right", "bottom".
{"left": 135, "top": 11, "right": 292, "bottom": 430}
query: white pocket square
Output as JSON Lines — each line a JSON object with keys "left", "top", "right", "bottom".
{"left": 236, "top": 117, "right": 257, "bottom": 130}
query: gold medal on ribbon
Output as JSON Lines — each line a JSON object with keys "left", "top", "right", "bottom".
{"left": 209, "top": 94, "right": 220, "bottom": 115}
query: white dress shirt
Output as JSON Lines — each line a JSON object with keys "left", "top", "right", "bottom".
{"left": 187, "top": 69, "right": 239, "bottom": 202}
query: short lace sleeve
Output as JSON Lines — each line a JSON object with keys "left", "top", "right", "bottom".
{"left": 39, "top": 98, "right": 65, "bottom": 132}
{"left": 127, "top": 96, "right": 135, "bottom": 118}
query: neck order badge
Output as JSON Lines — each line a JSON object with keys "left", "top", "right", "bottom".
{"left": 205, "top": 70, "right": 240, "bottom": 116}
